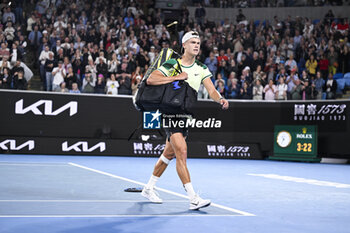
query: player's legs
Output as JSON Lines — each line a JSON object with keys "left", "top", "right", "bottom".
{"left": 169, "top": 132, "right": 191, "bottom": 184}
{"left": 169, "top": 132, "right": 211, "bottom": 210}
{"left": 141, "top": 140, "right": 175, "bottom": 203}
{"left": 152, "top": 139, "right": 175, "bottom": 177}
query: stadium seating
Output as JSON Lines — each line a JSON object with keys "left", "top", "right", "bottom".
{"left": 344, "top": 73, "right": 350, "bottom": 79}
{"left": 333, "top": 73, "right": 343, "bottom": 80}
{"left": 336, "top": 79, "right": 346, "bottom": 93}
{"left": 312, "top": 19, "right": 321, "bottom": 25}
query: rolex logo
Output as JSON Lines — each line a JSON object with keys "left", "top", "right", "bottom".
{"left": 302, "top": 128, "right": 307, "bottom": 134}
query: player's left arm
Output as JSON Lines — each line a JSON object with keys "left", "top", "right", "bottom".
{"left": 202, "top": 78, "right": 229, "bottom": 110}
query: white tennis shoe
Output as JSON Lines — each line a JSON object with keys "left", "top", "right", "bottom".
{"left": 189, "top": 194, "right": 211, "bottom": 210}
{"left": 141, "top": 187, "right": 163, "bottom": 204}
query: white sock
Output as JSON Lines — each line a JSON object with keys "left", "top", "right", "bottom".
{"left": 145, "top": 175, "right": 159, "bottom": 189}
{"left": 184, "top": 182, "right": 196, "bottom": 200}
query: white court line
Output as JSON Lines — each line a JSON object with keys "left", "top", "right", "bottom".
{"left": 0, "top": 163, "right": 68, "bottom": 166}
{"left": 248, "top": 173, "right": 350, "bottom": 188}
{"left": 69, "top": 162, "right": 255, "bottom": 216}
{"left": 0, "top": 200, "right": 187, "bottom": 203}
{"left": 0, "top": 214, "right": 250, "bottom": 218}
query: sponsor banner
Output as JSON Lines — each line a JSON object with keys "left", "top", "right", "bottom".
{"left": 293, "top": 103, "right": 347, "bottom": 122}
{"left": 0, "top": 90, "right": 349, "bottom": 158}
{"left": 0, "top": 136, "right": 262, "bottom": 159}
{"left": 15, "top": 99, "right": 78, "bottom": 116}
{"left": 203, "top": 143, "right": 261, "bottom": 159}
{"left": 0, "top": 139, "right": 35, "bottom": 151}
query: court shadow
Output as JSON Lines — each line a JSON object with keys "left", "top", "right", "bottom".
{"left": 124, "top": 201, "right": 210, "bottom": 216}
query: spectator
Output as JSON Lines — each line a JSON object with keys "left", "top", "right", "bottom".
{"left": 26, "top": 13, "right": 36, "bottom": 35}
{"left": 204, "top": 52, "right": 218, "bottom": 78}
{"left": 52, "top": 40, "right": 62, "bottom": 56}
{"left": 106, "top": 73, "right": 120, "bottom": 95}
{"left": 135, "top": 48, "right": 149, "bottom": 71}
{"left": 251, "top": 51, "right": 263, "bottom": 72}
{"left": 327, "top": 46, "right": 338, "bottom": 75}
{"left": 44, "top": 52, "right": 55, "bottom": 91}
{"left": 28, "top": 25, "right": 42, "bottom": 66}
{"left": 52, "top": 61, "right": 66, "bottom": 91}
{"left": 54, "top": 82, "right": 69, "bottom": 93}
{"left": 284, "top": 54, "right": 297, "bottom": 72}
{"left": 290, "top": 79, "right": 303, "bottom": 100}
{"left": 0, "top": 42, "right": 10, "bottom": 61}
{"left": 148, "top": 46, "right": 156, "bottom": 64}
{"left": 69, "top": 83, "right": 81, "bottom": 94}
{"left": 252, "top": 79, "right": 264, "bottom": 100}
{"left": 65, "top": 67, "right": 79, "bottom": 90}
{"left": 215, "top": 73, "right": 226, "bottom": 87}
{"left": 339, "top": 45, "right": 350, "bottom": 74}
{"left": 226, "top": 71, "right": 237, "bottom": 87}
{"left": 323, "top": 73, "right": 337, "bottom": 99}
{"left": 240, "top": 81, "right": 252, "bottom": 99}
{"left": 62, "top": 56, "right": 72, "bottom": 74}
{"left": 39, "top": 45, "right": 51, "bottom": 88}
{"left": 276, "top": 77, "right": 288, "bottom": 100}
{"left": 116, "top": 62, "right": 132, "bottom": 95}
{"left": 82, "top": 71, "right": 96, "bottom": 94}
{"left": 217, "top": 59, "right": 230, "bottom": 80}
{"left": 2, "top": 6, "right": 15, "bottom": 24}
{"left": 300, "top": 70, "right": 309, "bottom": 82}
{"left": 198, "top": 83, "right": 210, "bottom": 99}
{"left": 226, "top": 78, "right": 240, "bottom": 99}
{"left": 216, "top": 79, "right": 226, "bottom": 97}
{"left": 312, "top": 71, "right": 325, "bottom": 100}
{"left": 301, "top": 79, "right": 313, "bottom": 100}
{"left": 124, "top": 11, "right": 134, "bottom": 28}
{"left": 17, "top": 35, "right": 27, "bottom": 59}
{"left": 4, "top": 21, "right": 15, "bottom": 48}
{"left": 236, "top": 9, "right": 246, "bottom": 23}
{"left": 132, "top": 75, "right": 142, "bottom": 96}
{"left": 11, "top": 59, "right": 26, "bottom": 78}
{"left": 96, "top": 56, "right": 108, "bottom": 78}
{"left": 13, "top": 70, "right": 27, "bottom": 90}
{"left": 275, "top": 67, "right": 287, "bottom": 83}
{"left": 4, "top": 0, "right": 347, "bottom": 102}
{"left": 0, "top": 67, "right": 12, "bottom": 89}
{"left": 239, "top": 66, "right": 252, "bottom": 86}
{"left": 0, "top": 57, "right": 11, "bottom": 73}
{"left": 305, "top": 54, "right": 317, "bottom": 79}
{"left": 318, "top": 54, "right": 329, "bottom": 80}
{"left": 94, "top": 74, "right": 106, "bottom": 94}
{"left": 285, "top": 68, "right": 299, "bottom": 97}
{"left": 10, "top": 43, "right": 21, "bottom": 64}
{"left": 108, "top": 53, "right": 119, "bottom": 74}
{"left": 253, "top": 65, "right": 264, "bottom": 82}
{"left": 194, "top": 3, "right": 206, "bottom": 26}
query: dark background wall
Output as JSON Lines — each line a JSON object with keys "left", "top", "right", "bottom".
{"left": 0, "top": 90, "right": 349, "bottom": 158}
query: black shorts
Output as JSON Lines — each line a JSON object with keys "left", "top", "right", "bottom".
{"left": 164, "top": 128, "right": 189, "bottom": 141}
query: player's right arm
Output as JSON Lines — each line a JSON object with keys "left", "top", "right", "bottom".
{"left": 147, "top": 70, "right": 188, "bottom": 85}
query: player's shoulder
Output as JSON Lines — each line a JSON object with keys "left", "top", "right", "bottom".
{"left": 194, "top": 59, "right": 209, "bottom": 70}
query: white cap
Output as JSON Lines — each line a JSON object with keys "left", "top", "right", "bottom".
{"left": 243, "top": 66, "right": 250, "bottom": 71}
{"left": 182, "top": 31, "right": 200, "bottom": 44}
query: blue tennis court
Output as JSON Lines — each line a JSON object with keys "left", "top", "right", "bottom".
{"left": 0, "top": 154, "right": 349, "bottom": 233}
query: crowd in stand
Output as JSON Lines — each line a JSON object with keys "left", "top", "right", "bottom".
{"left": 0, "top": 0, "right": 349, "bottom": 100}
{"left": 191, "top": 0, "right": 345, "bottom": 8}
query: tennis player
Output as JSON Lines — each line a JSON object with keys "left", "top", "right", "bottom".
{"left": 142, "top": 31, "right": 229, "bottom": 210}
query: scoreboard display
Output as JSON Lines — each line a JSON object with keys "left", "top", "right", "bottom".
{"left": 271, "top": 125, "right": 320, "bottom": 162}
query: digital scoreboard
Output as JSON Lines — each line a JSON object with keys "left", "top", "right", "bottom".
{"left": 270, "top": 125, "right": 320, "bottom": 162}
